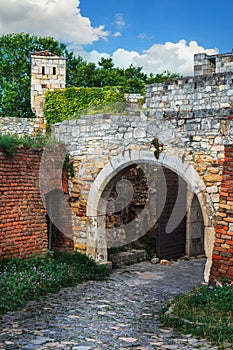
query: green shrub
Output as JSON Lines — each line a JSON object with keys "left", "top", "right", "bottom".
{"left": 0, "top": 134, "right": 20, "bottom": 157}
{"left": 45, "top": 86, "right": 126, "bottom": 129}
{"left": 0, "top": 133, "right": 50, "bottom": 157}
{"left": 0, "top": 251, "right": 109, "bottom": 314}
{"left": 160, "top": 283, "right": 233, "bottom": 348}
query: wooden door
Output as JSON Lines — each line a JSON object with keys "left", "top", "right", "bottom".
{"left": 156, "top": 167, "right": 187, "bottom": 259}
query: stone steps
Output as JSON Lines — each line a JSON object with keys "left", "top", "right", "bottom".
{"left": 108, "top": 249, "right": 146, "bottom": 268}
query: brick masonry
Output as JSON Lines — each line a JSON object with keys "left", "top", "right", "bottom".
{"left": 0, "top": 145, "right": 73, "bottom": 260}
{"left": 210, "top": 145, "right": 233, "bottom": 282}
{"left": 0, "top": 148, "right": 48, "bottom": 259}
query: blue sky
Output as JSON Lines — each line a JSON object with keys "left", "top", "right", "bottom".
{"left": 0, "top": 0, "right": 232, "bottom": 75}
{"left": 79, "top": 0, "right": 232, "bottom": 54}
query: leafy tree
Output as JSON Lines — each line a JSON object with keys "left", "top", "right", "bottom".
{"left": 0, "top": 32, "right": 181, "bottom": 119}
{"left": 120, "top": 64, "right": 147, "bottom": 93}
{"left": 98, "top": 57, "right": 114, "bottom": 70}
{"left": 0, "top": 33, "right": 75, "bottom": 118}
{"left": 146, "top": 71, "right": 182, "bottom": 84}
{"left": 66, "top": 56, "right": 97, "bottom": 88}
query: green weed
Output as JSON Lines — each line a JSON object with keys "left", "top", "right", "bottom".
{"left": 0, "top": 251, "right": 109, "bottom": 314}
{"left": 160, "top": 283, "right": 233, "bottom": 349}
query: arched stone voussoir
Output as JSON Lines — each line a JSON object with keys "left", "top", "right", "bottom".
{"left": 92, "top": 162, "right": 117, "bottom": 193}
{"left": 110, "top": 155, "right": 134, "bottom": 172}
{"left": 86, "top": 183, "right": 103, "bottom": 217}
{"left": 183, "top": 166, "right": 206, "bottom": 194}
{"left": 138, "top": 150, "right": 158, "bottom": 163}
{"left": 159, "top": 152, "right": 189, "bottom": 174}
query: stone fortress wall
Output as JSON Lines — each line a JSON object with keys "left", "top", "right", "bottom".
{"left": 0, "top": 117, "right": 40, "bottom": 136}
{"left": 1, "top": 48, "right": 233, "bottom": 283}
{"left": 146, "top": 50, "right": 233, "bottom": 113}
{"left": 194, "top": 50, "right": 233, "bottom": 76}
{"left": 52, "top": 49, "right": 233, "bottom": 283}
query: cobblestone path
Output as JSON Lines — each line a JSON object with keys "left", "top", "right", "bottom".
{"left": 0, "top": 259, "right": 218, "bottom": 350}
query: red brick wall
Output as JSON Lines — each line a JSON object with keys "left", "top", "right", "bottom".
{"left": 0, "top": 148, "right": 48, "bottom": 259}
{"left": 210, "top": 145, "right": 233, "bottom": 284}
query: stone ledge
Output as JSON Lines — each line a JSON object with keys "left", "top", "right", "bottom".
{"left": 108, "top": 249, "right": 146, "bottom": 267}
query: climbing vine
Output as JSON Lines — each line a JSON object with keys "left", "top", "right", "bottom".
{"left": 151, "top": 137, "right": 163, "bottom": 159}
{"left": 45, "top": 86, "right": 125, "bottom": 129}
{"left": 63, "top": 154, "right": 74, "bottom": 177}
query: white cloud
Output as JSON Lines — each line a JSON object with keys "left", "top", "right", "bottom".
{"left": 84, "top": 40, "right": 218, "bottom": 76}
{"left": 114, "top": 13, "right": 125, "bottom": 29}
{"left": 113, "top": 32, "right": 122, "bottom": 37}
{"left": 77, "top": 49, "right": 110, "bottom": 65}
{"left": 138, "top": 33, "right": 147, "bottom": 40}
{"left": 0, "top": 1, "right": 218, "bottom": 77}
{"left": 112, "top": 48, "right": 141, "bottom": 68}
{"left": 0, "top": 0, "right": 110, "bottom": 45}
{"left": 133, "top": 40, "right": 218, "bottom": 76}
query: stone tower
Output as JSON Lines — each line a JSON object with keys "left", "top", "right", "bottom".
{"left": 30, "top": 50, "right": 66, "bottom": 128}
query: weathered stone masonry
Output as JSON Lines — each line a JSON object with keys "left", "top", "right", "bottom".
{"left": 0, "top": 117, "right": 41, "bottom": 137}
{"left": 194, "top": 50, "right": 233, "bottom": 76}
{"left": 1, "top": 49, "right": 233, "bottom": 284}
{"left": 0, "top": 51, "right": 66, "bottom": 137}
{"left": 53, "top": 50, "right": 233, "bottom": 283}
{"left": 31, "top": 50, "right": 66, "bottom": 128}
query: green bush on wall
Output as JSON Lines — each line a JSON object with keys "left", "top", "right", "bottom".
{"left": 45, "top": 86, "right": 126, "bottom": 129}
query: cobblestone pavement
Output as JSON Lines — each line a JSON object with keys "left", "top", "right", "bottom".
{"left": 0, "top": 259, "right": 219, "bottom": 350}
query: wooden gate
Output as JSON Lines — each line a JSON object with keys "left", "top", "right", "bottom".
{"left": 156, "top": 167, "right": 187, "bottom": 259}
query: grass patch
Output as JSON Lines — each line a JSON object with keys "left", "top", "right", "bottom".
{"left": 0, "top": 251, "right": 109, "bottom": 315}
{"left": 160, "top": 283, "right": 233, "bottom": 349}
{"left": 75, "top": 101, "right": 130, "bottom": 118}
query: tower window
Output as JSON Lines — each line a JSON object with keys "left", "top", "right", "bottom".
{"left": 42, "top": 66, "right": 45, "bottom": 75}
{"left": 53, "top": 67, "right": 56, "bottom": 75}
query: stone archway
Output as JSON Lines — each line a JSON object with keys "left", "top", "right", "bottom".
{"left": 86, "top": 150, "right": 214, "bottom": 282}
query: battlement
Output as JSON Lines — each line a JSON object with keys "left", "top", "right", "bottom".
{"left": 194, "top": 49, "right": 233, "bottom": 76}
{"left": 145, "top": 70, "right": 233, "bottom": 113}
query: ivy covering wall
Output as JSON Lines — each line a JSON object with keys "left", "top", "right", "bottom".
{"left": 45, "top": 87, "right": 125, "bottom": 128}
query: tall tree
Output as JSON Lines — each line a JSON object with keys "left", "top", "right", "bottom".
{"left": 0, "top": 33, "right": 74, "bottom": 118}
{"left": 0, "top": 32, "right": 180, "bottom": 118}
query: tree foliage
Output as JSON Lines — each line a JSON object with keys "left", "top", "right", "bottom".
{"left": 0, "top": 33, "right": 72, "bottom": 118}
{"left": 0, "top": 32, "right": 180, "bottom": 119}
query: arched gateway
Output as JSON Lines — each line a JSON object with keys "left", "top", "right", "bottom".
{"left": 50, "top": 50, "right": 233, "bottom": 284}
{"left": 86, "top": 152, "right": 213, "bottom": 282}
